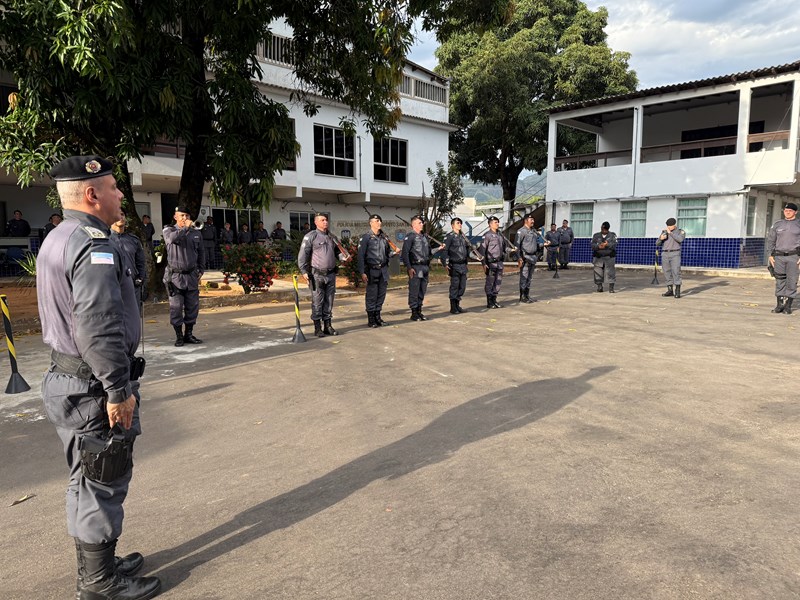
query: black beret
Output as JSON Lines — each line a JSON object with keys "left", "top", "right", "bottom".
{"left": 785, "top": 203, "right": 798, "bottom": 211}
{"left": 411, "top": 214, "right": 425, "bottom": 222}
{"left": 666, "top": 217, "right": 677, "bottom": 226}
{"left": 50, "top": 155, "right": 113, "bottom": 181}
{"left": 174, "top": 206, "right": 191, "bottom": 216}
{"left": 487, "top": 216, "right": 499, "bottom": 223}
{"left": 369, "top": 214, "right": 382, "bottom": 221}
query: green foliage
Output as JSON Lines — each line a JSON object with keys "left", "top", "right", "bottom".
{"left": 338, "top": 238, "right": 362, "bottom": 288}
{"left": 221, "top": 243, "right": 279, "bottom": 293}
{"left": 437, "top": 0, "right": 638, "bottom": 203}
{"left": 14, "top": 251, "right": 37, "bottom": 286}
{"left": 276, "top": 260, "right": 300, "bottom": 276}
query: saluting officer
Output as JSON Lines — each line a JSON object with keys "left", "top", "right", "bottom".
{"left": 402, "top": 215, "right": 440, "bottom": 321}
{"left": 358, "top": 214, "right": 394, "bottom": 327}
{"left": 544, "top": 223, "right": 561, "bottom": 270}
{"left": 479, "top": 216, "right": 510, "bottom": 308}
{"left": 298, "top": 213, "right": 341, "bottom": 336}
{"left": 657, "top": 217, "right": 686, "bottom": 298}
{"left": 163, "top": 207, "right": 205, "bottom": 347}
{"left": 591, "top": 221, "right": 617, "bottom": 293}
{"left": 515, "top": 213, "right": 548, "bottom": 303}
{"left": 441, "top": 217, "right": 471, "bottom": 314}
{"left": 38, "top": 156, "right": 160, "bottom": 600}
{"left": 766, "top": 202, "right": 800, "bottom": 314}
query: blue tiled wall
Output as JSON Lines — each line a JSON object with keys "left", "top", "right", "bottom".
{"left": 569, "top": 237, "right": 765, "bottom": 269}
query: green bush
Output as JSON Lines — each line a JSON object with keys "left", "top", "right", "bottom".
{"left": 221, "top": 243, "right": 279, "bottom": 293}
{"left": 339, "top": 237, "right": 362, "bottom": 288}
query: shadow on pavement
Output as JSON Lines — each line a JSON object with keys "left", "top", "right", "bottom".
{"left": 148, "top": 365, "right": 616, "bottom": 591}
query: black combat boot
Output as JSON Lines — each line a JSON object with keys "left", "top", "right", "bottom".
{"left": 519, "top": 289, "right": 527, "bottom": 303}
{"left": 183, "top": 324, "right": 203, "bottom": 344}
{"left": 784, "top": 298, "right": 794, "bottom": 314}
{"left": 674, "top": 285, "right": 681, "bottom": 299}
{"left": 455, "top": 300, "right": 466, "bottom": 313}
{"left": 596, "top": 283, "right": 603, "bottom": 292}
{"left": 78, "top": 539, "right": 161, "bottom": 600}
{"left": 491, "top": 295, "right": 502, "bottom": 308}
{"left": 662, "top": 285, "right": 674, "bottom": 297}
{"left": 450, "top": 299, "right": 459, "bottom": 314}
{"left": 173, "top": 325, "right": 184, "bottom": 347}
{"left": 609, "top": 283, "right": 615, "bottom": 293}
{"left": 76, "top": 539, "right": 144, "bottom": 600}
{"left": 367, "top": 312, "right": 378, "bottom": 328}
{"left": 314, "top": 320, "right": 324, "bottom": 337}
{"left": 410, "top": 308, "right": 422, "bottom": 321}
{"left": 418, "top": 308, "right": 428, "bottom": 321}
{"left": 323, "top": 320, "right": 338, "bottom": 336}
{"left": 375, "top": 311, "right": 385, "bottom": 326}
{"left": 486, "top": 295, "right": 494, "bottom": 308}
{"left": 772, "top": 297, "right": 785, "bottom": 313}
{"left": 525, "top": 288, "right": 537, "bottom": 303}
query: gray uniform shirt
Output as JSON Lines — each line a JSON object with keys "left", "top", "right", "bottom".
{"left": 163, "top": 225, "right": 205, "bottom": 290}
{"left": 592, "top": 232, "right": 617, "bottom": 257}
{"left": 545, "top": 230, "right": 561, "bottom": 247}
{"left": 37, "top": 210, "right": 139, "bottom": 404}
{"left": 515, "top": 227, "right": 542, "bottom": 260}
{"left": 656, "top": 228, "right": 685, "bottom": 251}
{"left": 111, "top": 231, "right": 146, "bottom": 283}
{"left": 358, "top": 231, "right": 390, "bottom": 273}
{"left": 298, "top": 229, "right": 337, "bottom": 274}
{"left": 481, "top": 231, "right": 507, "bottom": 263}
{"left": 557, "top": 226, "right": 574, "bottom": 245}
{"left": 442, "top": 231, "right": 469, "bottom": 265}
{"left": 766, "top": 218, "right": 800, "bottom": 254}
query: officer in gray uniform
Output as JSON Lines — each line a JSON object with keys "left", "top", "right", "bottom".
{"left": 163, "top": 207, "right": 205, "bottom": 347}
{"left": 358, "top": 214, "right": 395, "bottom": 327}
{"left": 37, "top": 156, "right": 160, "bottom": 600}
{"left": 515, "top": 214, "right": 547, "bottom": 303}
{"left": 110, "top": 212, "right": 147, "bottom": 310}
{"left": 478, "top": 216, "right": 510, "bottom": 308}
{"left": 544, "top": 223, "right": 561, "bottom": 270}
{"left": 402, "top": 214, "right": 440, "bottom": 321}
{"left": 592, "top": 221, "right": 617, "bottom": 293}
{"left": 766, "top": 202, "right": 800, "bottom": 314}
{"left": 200, "top": 216, "right": 217, "bottom": 268}
{"left": 557, "top": 219, "right": 574, "bottom": 268}
{"left": 441, "top": 217, "right": 472, "bottom": 314}
{"left": 298, "top": 213, "right": 341, "bottom": 336}
{"left": 656, "top": 217, "right": 686, "bottom": 298}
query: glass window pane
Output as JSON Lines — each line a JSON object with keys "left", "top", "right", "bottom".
{"left": 313, "top": 125, "right": 324, "bottom": 156}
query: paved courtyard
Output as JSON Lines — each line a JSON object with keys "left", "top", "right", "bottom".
{"left": 1, "top": 268, "right": 798, "bottom": 599}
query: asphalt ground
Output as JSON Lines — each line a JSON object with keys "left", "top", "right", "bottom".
{"left": 1, "top": 268, "right": 798, "bottom": 599}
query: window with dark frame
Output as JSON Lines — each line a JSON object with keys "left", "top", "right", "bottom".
{"left": 373, "top": 137, "right": 408, "bottom": 183}
{"left": 313, "top": 125, "right": 355, "bottom": 177}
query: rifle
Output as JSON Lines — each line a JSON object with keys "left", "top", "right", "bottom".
{"left": 361, "top": 205, "right": 400, "bottom": 253}
{"left": 305, "top": 202, "right": 351, "bottom": 261}
{"left": 652, "top": 230, "right": 666, "bottom": 285}
{"left": 479, "top": 210, "right": 518, "bottom": 253}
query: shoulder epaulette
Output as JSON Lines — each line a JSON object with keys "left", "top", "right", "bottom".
{"left": 82, "top": 226, "right": 108, "bottom": 239}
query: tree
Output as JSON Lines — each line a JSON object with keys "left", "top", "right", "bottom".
{"left": 436, "top": 0, "right": 638, "bottom": 222}
{"left": 419, "top": 160, "right": 464, "bottom": 240}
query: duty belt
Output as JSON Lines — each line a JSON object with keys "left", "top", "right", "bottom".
{"left": 773, "top": 250, "right": 799, "bottom": 256}
{"left": 662, "top": 249, "right": 680, "bottom": 252}
{"left": 51, "top": 350, "right": 145, "bottom": 381}
{"left": 312, "top": 267, "right": 337, "bottom": 275}
{"left": 411, "top": 261, "right": 430, "bottom": 266}
{"left": 449, "top": 260, "right": 467, "bottom": 264}
{"left": 171, "top": 267, "right": 196, "bottom": 274}
{"left": 367, "top": 263, "right": 387, "bottom": 269}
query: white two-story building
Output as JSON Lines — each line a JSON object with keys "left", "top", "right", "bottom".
{"left": 0, "top": 22, "right": 452, "bottom": 270}
{"left": 545, "top": 60, "right": 800, "bottom": 268}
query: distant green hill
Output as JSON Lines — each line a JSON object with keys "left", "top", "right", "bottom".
{"left": 463, "top": 172, "right": 547, "bottom": 204}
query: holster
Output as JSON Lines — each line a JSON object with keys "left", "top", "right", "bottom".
{"left": 79, "top": 427, "right": 133, "bottom": 484}
{"left": 166, "top": 281, "right": 177, "bottom": 297}
{"left": 130, "top": 357, "right": 146, "bottom": 381}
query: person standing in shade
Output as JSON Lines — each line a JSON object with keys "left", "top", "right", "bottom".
{"left": 557, "top": 219, "right": 574, "bottom": 268}
{"left": 271, "top": 221, "right": 287, "bottom": 240}
{"left": 220, "top": 222, "right": 234, "bottom": 246}
{"left": 402, "top": 215, "right": 441, "bottom": 321}
{"left": 163, "top": 207, "right": 205, "bottom": 346}
{"left": 657, "top": 217, "right": 686, "bottom": 298}
{"left": 237, "top": 223, "right": 252, "bottom": 245}
{"left": 37, "top": 155, "right": 161, "bottom": 600}
{"left": 253, "top": 221, "right": 270, "bottom": 245}
{"left": 141, "top": 214, "right": 155, "bottom": 252}
{"left": 441, "top": 217, "right": 471, "bottom": 314}
{"left": 515, "top": 213, "right": 548, "bottom": 303}
{"left": 110, "top": 212, "right": 147, "bottom": 309}
{"left": 201, "top": 216, "right": 217, "bottom": 269}
{"left": 592, "top": 221, "right": 617, "bottom": 293}
{"left": 766, "top": 202, "right": 800, "bottom": 314}
{"left": 479, "top": 216, "right": 510, "bottom": 308}
{"left": 358, "top": 214, "right": 394, "bottom": 327}
{"left": 298, "top": 213, "right": 342, "bottom": 336}
{"left": 5, "top": 209, "right": 31, "bottom": 237}
{"left": 544, "top": 223, "right": 561, "bottom": 271}
{"left": 43, "top": 213, "right": 63, "bottom": 239}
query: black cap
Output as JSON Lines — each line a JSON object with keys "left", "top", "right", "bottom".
{"left": 369, "top": 214, "right": 382, "bottom": 221}
{"left": 50, "top": 155, "right": 113, "bottom": 181}
{"left": 785, "top": 203, "right": 798, "bottom": 211}
{"left": 175, "top": 206, "right": 191, "bottom": 217}
{"left": 601, "top": 221, "right": 611, "bottom": 230}
{"left": 666, "top": 217, "right": 677, "bottom": 226}
{"left": 487, "top": 216, "right": 499, "bottom": 223}
{"left": 523, "top": 213, "right": 534, "bottom": 220}
{"left": 411, "top": 214, "right": 425, "bottom": 222}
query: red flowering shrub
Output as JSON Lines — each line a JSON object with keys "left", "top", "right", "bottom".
{"left": 221, "top": 243, "right": 279, "bottom": 293}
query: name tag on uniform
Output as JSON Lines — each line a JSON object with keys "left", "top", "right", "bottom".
{"left": 90, "top": 252, "right": 115, "bottom": 265}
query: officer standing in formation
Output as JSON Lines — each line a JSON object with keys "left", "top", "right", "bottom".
{"left": 657, "top": 217, "right": 685, "bottom": 298}
{"left": 5, "top": 208, "right": 31, "bottom": 236}
{"left": 163, "top": 207, "right": 205, "bottom": 347}
{"left": 479, "top": 215, "right": 510, "bottom": 308}
{"left": 766, "top": 202, "right": 800, "bottom": 314}
{"left": 357, "top": 214, "right": 394, "bottom": 327}
{"left": 220, "top": 222, "right": 234, "bottom": 246}
{"left": 544, "top": 223, "right": 561, "bottom": 270}
{"left": 141, "top": 214, "right": 155, "bottom": 252}
{"left": 515, "top": 213, "right": 547, "bottom": 303}
{"left": 592, "top": 221, "right": 617, "bottom": 293}
{"left": 201, "top": 216, "right": 217, "bottom": 269}
{"left": 37, "top": 156, "right": 160, "bottom": 600}
{"left": 441, "top": 217, "right": 471, "bottom": 314}
{"left": 237, "top": 223, "right": 252, "bottom": 245}
{"left": 557, "top": 219, "right": 574, "bottom": 268}
{"left": 110, "top": 211, "right": 147, "bottom": 309}
{"left": 402, "top": 215, "right": 441, "bottom": 321}
{"left": 298, "top": 213, "right": 342, "bottom": 336}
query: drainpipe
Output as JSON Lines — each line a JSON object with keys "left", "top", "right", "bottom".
{"left": 632, "top": 106, "right": 640, "bottom": 198}
{"left": 357, "top": 135, "right": 363, "bottom": 195}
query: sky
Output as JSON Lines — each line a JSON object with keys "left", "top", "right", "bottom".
{"left": 407, "top": 0, "right": 800, "bottom": 89}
